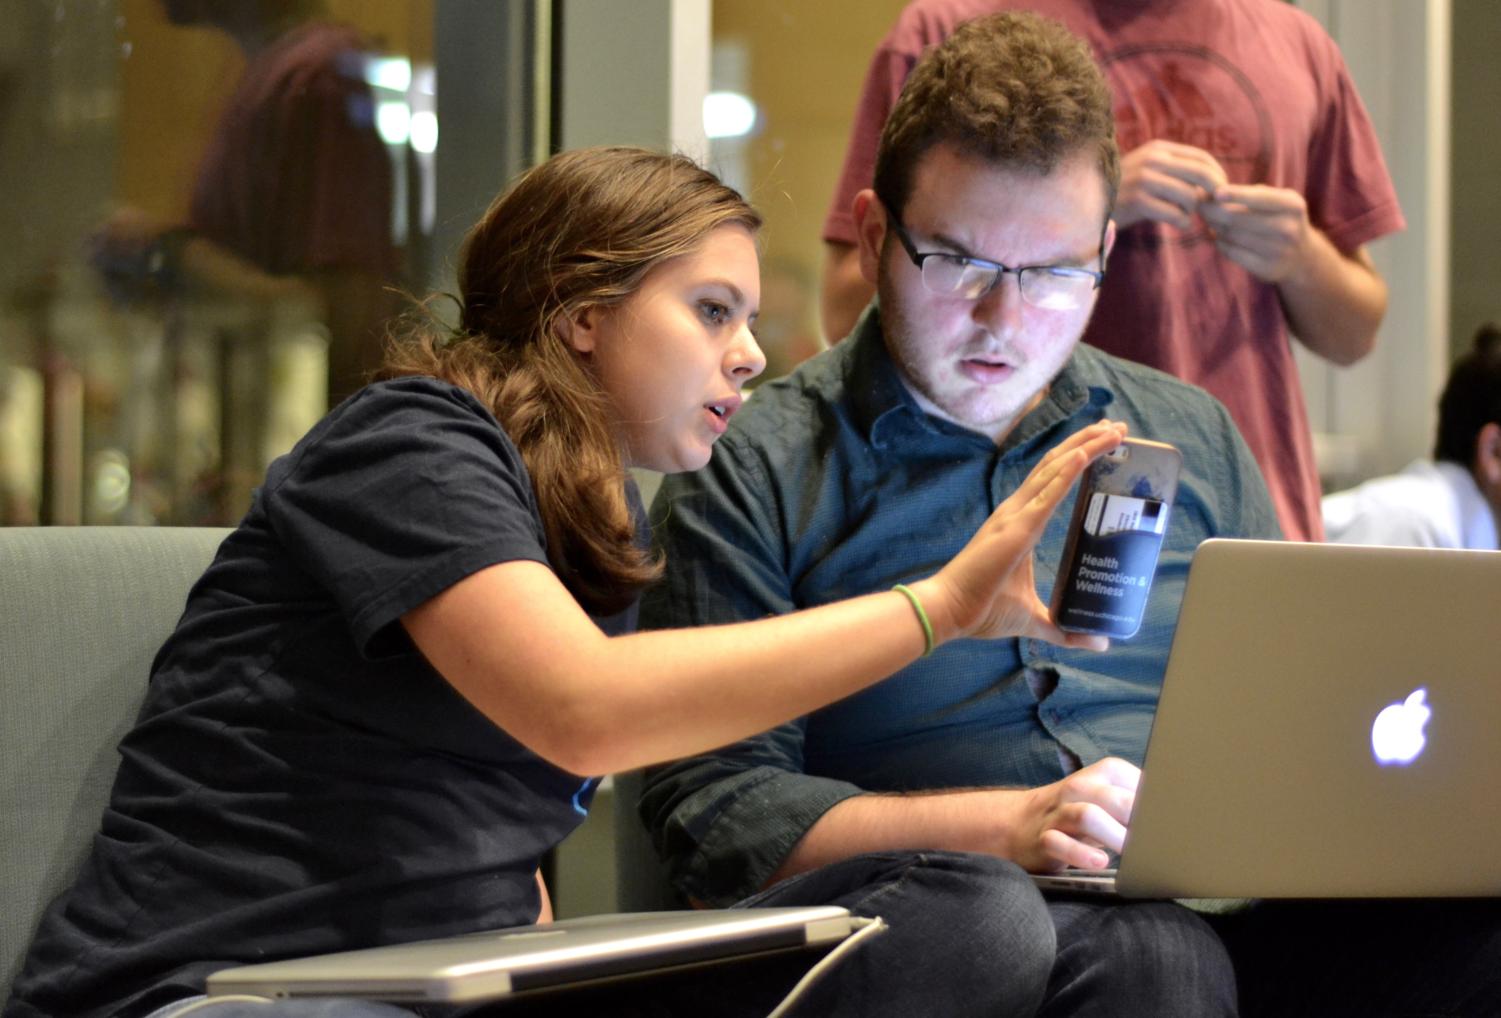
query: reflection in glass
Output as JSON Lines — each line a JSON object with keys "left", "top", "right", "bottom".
{"left": 708, "top": 1, "right": 909, "bottom": 381}
{"left": 0, "top": 1, "right": 538, "bottom": 527}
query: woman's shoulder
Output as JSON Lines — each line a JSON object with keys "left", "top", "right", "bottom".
{"left": 338, "top": 375, "right": 498, "bottom": 421}
{"left": 263, "top": 375, "right": 528, "bottom": 499}
{"left": 318, "top": 376, "right": 516, "bottom": 450}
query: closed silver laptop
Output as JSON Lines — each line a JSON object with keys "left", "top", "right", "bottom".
{"left": 1035, "top": 539, "right": 1501, "bottom": 898}
{"left": 206, "top": 906, "right": 855, "bottom": 1003}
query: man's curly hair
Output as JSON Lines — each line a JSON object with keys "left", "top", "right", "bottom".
{"left": 873, "top": 10, "right": 1119, "bottom": 220}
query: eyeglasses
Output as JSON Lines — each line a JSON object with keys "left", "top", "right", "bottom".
{"left": 888, "top": 218, "right": 1106, "bottom": 311}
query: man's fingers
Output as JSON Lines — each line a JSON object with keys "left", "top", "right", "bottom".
{"left": 1210, "top": 183, "right": 1302, "bottom": 214}
{"left": 1097, "top": 784, "right": 1135, "bottom": 826}
{"left": 1204, "top": 205, "right": 1297, "bottom": 245}
{"left": 1132, "top": 139, "right": 1228, "bottom": 191}
{"left": 1139, "top": 175, "right": 1206, "bottom": 217}
{"left": 1135, "top": 196, "right": 1196, "bottom": 231}
{"left": 1061, "top": 763, "right": 1139, "bottom": 826}
{"left": 1090, "top": 756, "right": 1143, "bottom": 793}
{"left": 1118, "top": 166, "right": 1208, "bottom": 229}
{"left": 1040, "top": 802, "right": 1127, "bottom": 865}
{"left": 1039, "top": 829, "right": 1111, "bottom": 872}
{"left": 1214, "top": 234, "right": 1260, "bottom": 260}
{"left": 1166, "top": 144, "right": 1230, "bottom": 190}
{"left": 1214, "top": 237, "right": 1276, "bottom": 279}
{"left": 1070, "top": 801, "right": 1129, "bottom": 855}
{"left": 1198, "top": 202, "right": 1234, "bottom": 228}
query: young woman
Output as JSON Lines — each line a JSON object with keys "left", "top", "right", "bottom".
{"left": 4, "top": 147, "right": 1123, "bottom": 1018}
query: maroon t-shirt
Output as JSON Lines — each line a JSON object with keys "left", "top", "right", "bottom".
{"left": 189, "top": 22, "right": 395, "bottom": 279}
{"left": 823, "top": 0, "right": 1406, "bottom": 541}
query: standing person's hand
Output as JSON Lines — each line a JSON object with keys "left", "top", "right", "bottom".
{"left": 1199, "top": 183, "right": 1314, "bottom": 283}
{"left": 1114, "top": 140, "right": 1229, "bottom": 231}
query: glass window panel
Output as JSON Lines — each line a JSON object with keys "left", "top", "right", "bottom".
{"left": 0, "top": 0, "right": 539, "bottom": 526}
{"left": 709, "top": 0, "right": 907, "bottom": 381}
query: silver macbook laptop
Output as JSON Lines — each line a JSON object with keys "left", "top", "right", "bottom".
{"left": 1035, "top": 538, "right": 1501, "bottom": 899}
{"left": 206, "top": 906, "right": 855, "bottom": 1004}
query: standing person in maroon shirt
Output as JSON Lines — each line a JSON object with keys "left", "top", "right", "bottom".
{"left": 820, "top": 0, "right": 1405, "bottom": 542}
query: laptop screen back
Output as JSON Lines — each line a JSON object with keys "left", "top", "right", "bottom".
{"left": 1117, "top": 539, "right": 1501, "bottom": 898}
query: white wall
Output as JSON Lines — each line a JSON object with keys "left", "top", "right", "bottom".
{"left": 550, "top": 0, "right": 712, "bottom": 917}
{"left": 1294, "top": 0, "right": 1451, "bottom": 488}
{"left": 559, "top": 0, "right": 710, "bottom": 157}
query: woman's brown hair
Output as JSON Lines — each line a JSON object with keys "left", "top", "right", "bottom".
{"left": 380, "top": 147, "right": 761, "bottom": 615}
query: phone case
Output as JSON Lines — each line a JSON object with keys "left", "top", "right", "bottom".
{"left": 1050, "top": 438, "right": 1182, "bottom": 639}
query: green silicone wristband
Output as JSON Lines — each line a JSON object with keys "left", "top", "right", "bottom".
{"left": 892, "top": 583, "right": 935, "bottom": 657}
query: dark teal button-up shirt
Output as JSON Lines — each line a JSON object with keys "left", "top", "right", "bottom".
{"left": 640, "top": 308, "right": 1281, "bottom": 905}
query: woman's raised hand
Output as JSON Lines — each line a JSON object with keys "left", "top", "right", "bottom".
{"left": 915, "top": 420, "right": 1128, "bottom": 653}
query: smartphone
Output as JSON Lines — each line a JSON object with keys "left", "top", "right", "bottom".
{"left": 1050, "top": 437, "right": 1182, "bottom": 639}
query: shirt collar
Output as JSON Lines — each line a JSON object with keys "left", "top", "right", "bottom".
{"left": 846, "top": 305, "right": 1115, "bottom": 453}
{"left": 845, "top": 305, "right": 924, "bottom": 448}
{"left": 1428, "top": 460, "right": 1500, "bottom": 550}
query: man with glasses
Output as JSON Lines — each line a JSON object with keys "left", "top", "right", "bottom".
{"left": 640, "top": 13, "right": 1501, "bottom": 1017}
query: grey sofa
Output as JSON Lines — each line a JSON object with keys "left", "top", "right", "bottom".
{"left": 0, "top": 526, "right": 230, "bottom": 995}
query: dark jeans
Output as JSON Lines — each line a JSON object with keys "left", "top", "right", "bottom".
{"left": 147, "top": 855, "right": 1501, "bottom": 1017}
{"left": 739, "top": 851, "right": 1235, "bottom": 1018}
{"left": 763, "top": 854, "right": 1501, "bottom": 1018}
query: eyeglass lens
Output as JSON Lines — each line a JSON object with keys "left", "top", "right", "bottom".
{"left": 920, "top": 255, "right": 1094, "bottom": 310}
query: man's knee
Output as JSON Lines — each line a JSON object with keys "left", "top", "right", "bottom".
{"left": 1048, "top": 900, "right": 1237, "bottom": 1017}
{"left": 765, "top": 851, "right": 1057, "bottom": 1015}
{"left": 889, "top": 850, "right": 1055, "bottom": 953}
{"left": 859, "top": 852, "right": 1057, "bottom": 1010}
{"left": 1104, "top": 902, "right": 1234, "bottom": 992}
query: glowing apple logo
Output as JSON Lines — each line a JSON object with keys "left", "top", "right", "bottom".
{"left": 1370, "top": 688, "right": 1431, "bottom": 766}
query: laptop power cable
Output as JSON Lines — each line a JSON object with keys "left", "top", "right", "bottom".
{"left": 764, "top": 915, "right": 889, "bottom": 1018}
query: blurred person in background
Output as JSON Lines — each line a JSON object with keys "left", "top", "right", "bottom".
{"left": 1324, "top": 322, "right": 1501, "bottom": 550}
{"left": 92, "top": 0, "right": 397, "bottom": 407}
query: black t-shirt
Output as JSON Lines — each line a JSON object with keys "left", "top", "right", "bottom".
{"left": 6, "top": 378, "right": 640, "bottom": 1018}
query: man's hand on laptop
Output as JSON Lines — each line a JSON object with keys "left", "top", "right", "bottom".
{"left": 1001, "top": 757, "right": 1139, "bottom": 873}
